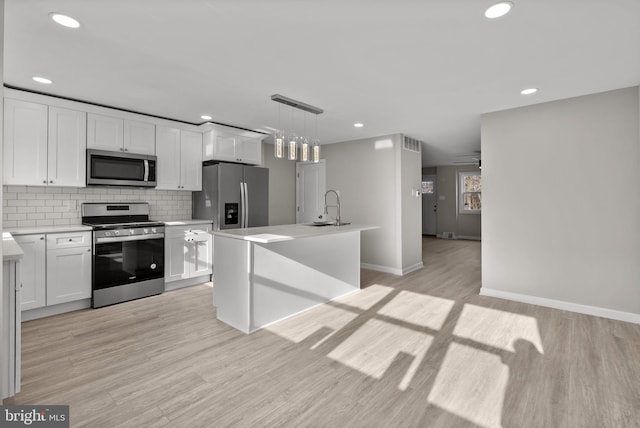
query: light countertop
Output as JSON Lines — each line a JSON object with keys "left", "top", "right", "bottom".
{"left": 4, "top": 225, "right": 93, "bottom": 236}
{"left": 163, "top": 219, "right": 213, "bottom": 226}
{"left": 211, "top": 223, "right": 378, "bottom": 243}
{"left": 2, "top": 232, "right": 24, "bottom": 261}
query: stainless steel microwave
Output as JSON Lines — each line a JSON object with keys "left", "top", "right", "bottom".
{"left": 86, "top": 149, "right": 157, "bottom": 187}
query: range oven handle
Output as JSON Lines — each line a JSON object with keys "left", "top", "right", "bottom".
{"left": 95, "top": 233, "right": 165, "bottom": 244}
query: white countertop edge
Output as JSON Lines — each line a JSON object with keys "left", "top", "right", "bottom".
{"left": 2, "top": 232, "right": 24, "bottom": 261}
{"left": 163, "top": 219, "right": 213, "bottom": 226}
{"left": 211, "top": 224, "right": 379, "bottom": 243}
{"left": 4, "top": 225, "right": 93, "bottom": 236}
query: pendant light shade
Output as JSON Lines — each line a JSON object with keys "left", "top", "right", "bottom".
{"left": 271, "top": 94, "right": 323, "bottom": 162}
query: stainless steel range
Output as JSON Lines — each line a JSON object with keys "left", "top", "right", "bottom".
{"left": 81, "top": 202, "right": 165, "bottom": 308}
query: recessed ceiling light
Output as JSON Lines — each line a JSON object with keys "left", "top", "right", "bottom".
{"left": 521, "top": 88, "right": 538, "bottom": 95}
{"left": 32, "top": 76, "right": 53, "bottom": 84}
{"left": 484, "top": 2, "right": 513, "bottom": 19}
{"left": 201, "top": 115, "right": 212, "bottom": 120}
{"left": 354, "top": 123, "right": 364, "bottom": 128}
{"left": 50, "top": 13, "right": 81, "bottom": 28}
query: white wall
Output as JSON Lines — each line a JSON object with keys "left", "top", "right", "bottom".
{"left": 481, "top": 87, "right": 640, "bottom": 319}
{"left": 399, "top": 135, "right": 423, "bottom": 272}
{"left": 322, "top": 134, "right": 422, "bottom": 274}
{"left": 261, "top": 142, "right": 296, "bottom": 225}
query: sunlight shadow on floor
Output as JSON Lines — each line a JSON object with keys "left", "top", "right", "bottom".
{"left": 327, "top": 318, "right": 433, "bottom": 391}
{"left": 377, "top": 290, "right": 455, "bottom": 330}
{"left": 453, "top": 304, "right": 544, "bottom": 353}
{"left": 428, "top": 342, "right": 509, "bottom": 428}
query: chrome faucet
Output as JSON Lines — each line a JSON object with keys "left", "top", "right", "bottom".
{"left": 324, "top": 190, "right": 341, "bottom": 226}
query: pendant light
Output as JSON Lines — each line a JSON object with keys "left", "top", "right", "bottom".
{"left": 312, "top": 113, "right": 320, "bottom": 163}
{"left": 288, "top": 108, "right": 298, "bottom": 161}
{"left": 274, "top": 104, "right": 284, "bottom": 159}
{"left": 300, "top": 112, "right": 310, "bottom": 162}
{"left": 271, "top": 94, "right": 323, "bottom": 162}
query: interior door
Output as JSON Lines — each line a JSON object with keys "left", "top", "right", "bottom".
{"left": 218, "top": 163, "right": 243, "bottom": 230}
{"left": 296, "top": 161, "right": 326, "bottom": 224}
{"left": 244, "top": 166, "right": 269, "bottom": 227}
{"left": 422, "top": 174, "right": 437, "bottom": 235}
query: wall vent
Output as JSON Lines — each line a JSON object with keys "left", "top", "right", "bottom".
{"left": 403, "top": 136, "right": 422, "bottom": 153}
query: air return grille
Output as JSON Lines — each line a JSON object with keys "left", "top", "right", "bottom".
{"left": 403, "top": 136, "right": 422, "bottom": 153}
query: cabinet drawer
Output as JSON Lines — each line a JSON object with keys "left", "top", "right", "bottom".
{"left": 47, "top": 231, "right": 91, "bottom": 249}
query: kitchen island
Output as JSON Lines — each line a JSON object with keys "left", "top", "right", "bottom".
{"left": 212, "top": 224, "right": 377, "bottom": 333}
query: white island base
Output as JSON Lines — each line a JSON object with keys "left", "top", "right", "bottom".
{"left": 212, "top": 224, "right": 376, "bottom": 334}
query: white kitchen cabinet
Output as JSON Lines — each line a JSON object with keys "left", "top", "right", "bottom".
{"left": 203, "top": 127, "right": 262, "bottom": 165}
{"left": 46, "top": 245, "right": 92, "bottom": 306}
{"left": 3, "top": 99, "right": 87, "bottom": 187}
{"left": 124, "top": 119, "right": 156, "bottom": 154}
{"left": 156, "top": 126, "right": 203, "bottom": 191}
{"left": 88, "top": 113, "right": 155, "bottom": 155}
{"left": 48, "top": 106, "right": 87, "bottom": 187}
{"left": 180, "top": 130, "right": 203, "bottom": 190}
{"left": 12, "top": 235, "right": 46, "bottom": 311}
{"left": 3, "top": 99, "right": 48, "bottom": 186}
{"left": 165, "top": 223, "right": 213, "bottom": 285}
{"left": 87, "top": 113, "right": 124, "bottom": 152}
{"left": 13, "top": 232, "right": 91, "bottom": 311}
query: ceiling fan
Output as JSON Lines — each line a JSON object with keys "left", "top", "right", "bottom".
{"left": 453, "top": 150, "right": 481, "bottom": 165}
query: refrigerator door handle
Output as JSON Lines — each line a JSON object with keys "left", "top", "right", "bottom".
{"left": 240, "top": 182, "right": 246, "bottom": 228}
{"left": 244, "top": 182, "right": 249, "bottom": 228}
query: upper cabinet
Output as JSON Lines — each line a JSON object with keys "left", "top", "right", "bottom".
{"left": 156, "top": 126, "right": 203, "bottom": 191}
{"left": 87, "top": 113, "right": 155, "bottom": 155}
{"left": 3, "top": 99, "right": 86, "bottom": 187}
{"left": 203, "top": 127, "right": 263, "bottom": 165}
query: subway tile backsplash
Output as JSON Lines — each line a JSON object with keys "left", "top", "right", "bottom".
{"left": 2, "top": 186, "right": 192, "bottom": 228}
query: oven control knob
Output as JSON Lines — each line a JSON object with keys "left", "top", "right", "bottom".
{"left": 105, "top": 231, "right": 112, "bottom": 237}
{"left": 143, "top": 228, "right": 149, "bottom": 234}
{"left": 130, "top": 229, "right": 135, "bottom": 235}
{"left": 151, "top": 228, "right": 157, "bottom": 234}
{"left": 114, "top": 231, "right": 120, "bottom": 236}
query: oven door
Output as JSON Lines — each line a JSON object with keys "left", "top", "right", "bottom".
{"left": 93, "top": 234, "right": 164, "bottom": 290}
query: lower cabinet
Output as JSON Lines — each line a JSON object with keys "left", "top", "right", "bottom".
{"left": 165, "top": 223, "right": 213, "bottom": 285}
{"left": 46, "top": 245, "right": 92, "bottom": 305}
{"left": 13, "top": 234, "right": 46, "bottom": 310}
{"left": 14, "top": 231, "right": 91, "bottom": 311}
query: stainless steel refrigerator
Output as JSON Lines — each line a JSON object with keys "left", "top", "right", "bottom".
{"left": 193, "top": 162, "right": 269, "bottom": 230}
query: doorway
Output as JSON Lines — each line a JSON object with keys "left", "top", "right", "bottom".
{"left": 296, "top": 160, "right": 326, "bottom": 224}
{"left": 422, "top": 174, "right": 437, "bottom": 235}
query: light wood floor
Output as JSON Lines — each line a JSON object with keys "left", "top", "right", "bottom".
{"left": 5, "top": 237, "right": 640, "bottom": 427}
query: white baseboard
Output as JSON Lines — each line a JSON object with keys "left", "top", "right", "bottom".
{"left": 480, "top": 287, "right": 640, "bottom": 324}
{"left": 457, "top": 235, "right": 481, "bottom": 241}
{"left": 165, "top": 275, "right": 212, "bottom": 291}
{"left": 361, "top": 263, "right": 402, "bottom": 276}
{"left": 402, "top": 262, "right": 424, "bottom": 275}
{"left": 23, "top": 298, "right": 91, "bottom": 322}
{"left": 360, "top": 262, "right": 424, "bottom": 276}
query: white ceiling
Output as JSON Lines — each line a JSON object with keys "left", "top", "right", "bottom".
{"left": 4, "top": 0, "right": 640, "bottom": 166}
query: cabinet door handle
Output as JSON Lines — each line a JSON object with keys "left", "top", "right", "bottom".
{"left": 124, "top": 148, "right": 128, "bottom": 152}
{"left": 120, "top": 148, "right": 124, "bottom": 151}
{"left": 49, "top": 180, "right": 54, "bottom": 184}
{"left": 42, "top": 180, "right": 47, "bottom": 184}
{"left": 39, "top": 236, "right": 44, "bottom": 240}
{"left": 69, "top": 238, "right": 73, "bottom": 242}
{"left": 87, "top": 249, "right": 91, "bottom": 252}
